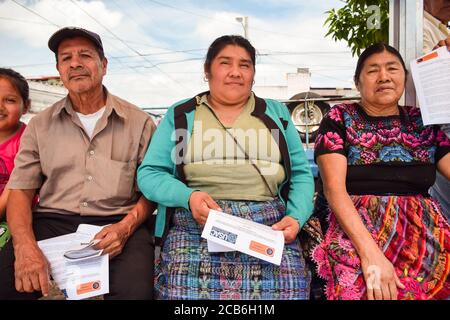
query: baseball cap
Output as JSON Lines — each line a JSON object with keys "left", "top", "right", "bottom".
{"left": 48, "top": 26, "right": 104, "bottom": 55}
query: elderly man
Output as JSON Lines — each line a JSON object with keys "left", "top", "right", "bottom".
{"left": 423, "top": 0, "right": 450, "bottom": 220}
{"left": 0, "top": 27, "right": 156, "bottom": 300}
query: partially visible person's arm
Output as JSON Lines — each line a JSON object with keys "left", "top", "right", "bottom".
{"left": 138, "top": 105, "right": 222, "bottom": 226}
{"left": 137, "top": 106, "right": 196, "bottom": 210}
{"left": 94, "top": 195, "right": 156, "bottom": 258}
{"left": 271, "top": 102, "right": 314, "bottom": 243}
{"left": 437, "top": 153, "right": 450, "bottom": 180}
{"left": 432, "top": 37, "right": 450, "bottom": 51}
{"left": 5, "top": 117, "right": 49, "bottom": 296}
{"left": 0, "top": 189, "right": 10, "bottom": 220}
{"left": 7, "top": 189, "right": 49, "bottom": 296}
{"left": 318, "top": 153, "right": 404, "bottom": 300}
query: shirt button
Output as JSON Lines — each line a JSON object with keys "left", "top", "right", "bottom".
{"left": 87, "top": 176, "right": 93, "bottom": 181}
{"left": 82, "top": 202, "right": 88, "bottom": 207}
{"left": 89, "top": 150, "right": 95, "bottom": 156}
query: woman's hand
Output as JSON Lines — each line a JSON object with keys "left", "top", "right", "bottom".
{"left": 272, "top": 216, "right": 300, "bottom": 243}
{"left": 360, "top": 248, "right": 405, "bottom": 300}
{"left": 189, "top": 191, "right": 221, "bottom": 225}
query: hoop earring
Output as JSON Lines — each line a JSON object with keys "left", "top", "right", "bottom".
{"left": 204, "top": 75, "right": 209, "bottom": 82}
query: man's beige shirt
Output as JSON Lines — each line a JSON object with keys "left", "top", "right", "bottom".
{"left": 7, "top": 88, "right": 156, "bottom": 216}
{"left": 423, "top": 11, "right": 450, "bottom": 54}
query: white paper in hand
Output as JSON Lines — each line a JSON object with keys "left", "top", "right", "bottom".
{"left": 201, "top": 209, "right": 285, "bottom": 265}
{"left": 207, "top": 239, "right": 235, "bottom": 252}
{"left": 38, "top": 224, "right": 109, "bottom": 300}
{"left": 410, "top": 46, "right": 450, "bottom": 125}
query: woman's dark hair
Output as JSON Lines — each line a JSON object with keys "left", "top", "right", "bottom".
{"left": 0, "top": 68, "right": 30, "bottom": 103}
{"left": 204, "top": 35, "right": 256, "bottom": 74}
{"left": 354, "top": 43, "right": 408, "bottom": 85}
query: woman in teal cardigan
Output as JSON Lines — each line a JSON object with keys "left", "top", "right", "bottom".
{"left": 137, "top": 35, "right": 314, "bottom": 300}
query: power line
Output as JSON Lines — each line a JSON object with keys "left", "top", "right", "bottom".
{"left": 9, "top": 0, "right": 163, "bottom": 75}
{"left": 0, "top": 16, "right": 50, "bottom": 25}
{"left": 9, "top": 0, "right": 146, "bottom": 78}
{"left": 112, "top": 48, "right": 206, "bottom": 60}
{"left": 11, "top": 0, "right": 60, "bottom": 27}
{"left": 69, "top": 0, "right": 192, "bottom": 93}
{"left": 6, "top": 62, "right": 54, "bottom": 68}
{"left": 140, "top": 57, "right": 203, "bottom": 68}
{"left": 147, "top": 0, "right": 232, "bottom": 23}
{"left": 145, "top": 0, "right": 320, "bottom": 40}
{"left": 8, "top": 55, "right": 353, "bottom": 72}
{"left": 261, "top": 50, "right": 351, "bottom": 56}
{"left": 7, "top": 0, "right": 354, "bottom": 87}
{"left": 263, "top": 55, "right": 353, "bottom": 84}
{"left": 64, "top": 0, "right": 167, "bottom": 77}
{"left": 0, "top": 14, "right": 203, "bottom": 56}
{"left": 109, "top": 0, "right": 199, "bottom": 54}
{"left": 6, "top": 2, "right": 351, "bottom": 61}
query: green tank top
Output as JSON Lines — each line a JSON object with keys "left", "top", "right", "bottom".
{"left": 183, "top": 94, "right": 286, "bottom": 201}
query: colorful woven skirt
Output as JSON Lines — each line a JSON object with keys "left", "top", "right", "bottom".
{"left": 312, "top": 195, "right": 450, "bottom": 300}
{"left": 155, "top": 198, "right": 311, "bottom": 300}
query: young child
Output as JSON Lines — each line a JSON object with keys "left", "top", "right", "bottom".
{"left": 0, "top": 68, "right": 30, "bottom": 250}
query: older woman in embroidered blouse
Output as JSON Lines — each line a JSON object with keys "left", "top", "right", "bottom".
{"left": 312, "top": 43, "right": 450, "bottom": 300}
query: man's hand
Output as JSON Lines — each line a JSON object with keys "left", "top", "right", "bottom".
{"left": 14, "top": 243, "right": 49, "bottom": 296}
{"left": 271, "top": 216, "right": 300, "bottom": 243}
{"left": 93, "top": 196, "right": 155, "bottom": 259}
{"left": 433, "top": 37, "right": 450, "bottom": 50}
{"left": 189, "top": 191, "right": 221, "bottom": 225}
{"left": 94, "top": 221, "right": 132, "bottom": 259}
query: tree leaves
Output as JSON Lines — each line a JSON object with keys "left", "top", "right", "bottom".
{"left": 324, "top": 0, "right": 389, "bottom": 56}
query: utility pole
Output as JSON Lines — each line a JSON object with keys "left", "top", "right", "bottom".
{"left": 235, "top": 16, "right": 249, "bottom": 39}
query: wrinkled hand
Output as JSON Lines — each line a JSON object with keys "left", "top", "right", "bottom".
{"left": 14, "top": 244, "right": 49, "bottom": 296}
{"left": 360, "top": 249, "right": 405, "bottom": 300}
{"left": 271, "top": 216, "right": 300, "bottom": 243}
{"left": 94, "top": 222, "right": 132, "bottom": 259}
{"left": 433, "top": 37, "right": 450, "bottom": 51}
{"left": 189, "top": 191, "right": 221, "bottom": 225}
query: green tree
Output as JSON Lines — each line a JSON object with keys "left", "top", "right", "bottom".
{"left": 325, "top": 0, "right": 389, "bottom": 56}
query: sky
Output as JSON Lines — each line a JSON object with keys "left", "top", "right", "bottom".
{"left": 0, "top": 0, "right": 358, "bottom": 108}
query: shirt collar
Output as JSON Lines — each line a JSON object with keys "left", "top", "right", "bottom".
{"left": 52, "top": 87, "right": 127, "bottom": 120}
{"left": 424, "top": 11, "right": 450, "bottom": 34}
{"left": 196, "top": 93, "right": 209, "bottom": 106}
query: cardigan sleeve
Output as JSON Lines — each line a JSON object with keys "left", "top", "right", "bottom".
{"left": 277, "top": 101, "right": 315, "bottom": 227}
{"left": 137, "top": 105, "right": 195, "bottom": 209}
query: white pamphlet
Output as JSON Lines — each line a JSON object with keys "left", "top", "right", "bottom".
{"left": 38, "top": 224, "right": 109, "bottom": 300}
{"left": 410, "top": 46, "right": 450, "bottom": 125}
{"left": 207, "top": 240, "right": 235, "bottom": 252}
{"left": 201, "top": 210, "right": 285, "bottom": 265}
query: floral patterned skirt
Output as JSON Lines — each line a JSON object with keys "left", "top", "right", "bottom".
{"left": 155, "top": 198, "right": 311, "bottom": 300}
{"left": 312, "top": 195, "right": 450, "bottom": 300}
